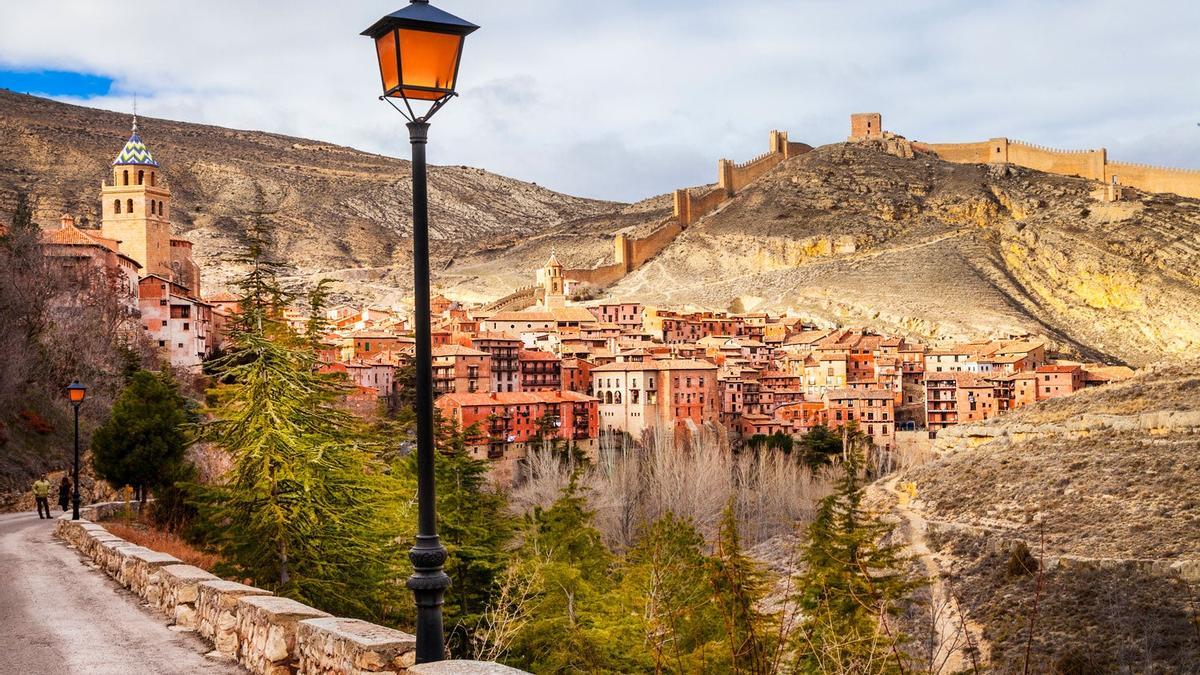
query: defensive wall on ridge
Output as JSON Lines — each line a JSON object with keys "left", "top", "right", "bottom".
{"left": 841, "top": 112, "right": 1200, "bottom": 199}
{"left": 562, "top": 130, "right": 812, "bottom": 287}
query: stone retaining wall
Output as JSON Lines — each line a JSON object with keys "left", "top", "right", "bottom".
{"left": 54, "top": 507, "right": 526, "bottom": 675}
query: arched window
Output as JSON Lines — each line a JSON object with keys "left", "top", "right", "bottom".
{"left": 604, "top": 391, "right": 613, "bottom": 404}
{"left": 151, "top": 201, "right": 157, "bottom": 215}
{"left": 159, "top": 201, "right": 165, "bottom": 217}
{"left": 114, "top": 199, "right": 122, "bottom": 214}
{"left": 122, "top": 170, "right": 129, "bottom": 186}
{"left": 149, "top": 172, "right": 156, "bottom": 186}
{"left": 614, "top": 391, "right": 622, "bottom": 404}
{"left": 126, "top": 199, "right": 133, "bottom": 213}
{"left": 137, "top": 170, "right": 144, "bottom": 185}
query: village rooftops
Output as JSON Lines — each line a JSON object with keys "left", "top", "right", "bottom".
{"left": 437, "top": 390, "right": 597, "bottom": 406}
{"left": 591, "top": 357, "right": 718, "bottom": 373}
{"left": 487, "top": 307, "right": 597, "bottom": 323}
{"left": 432, "top": 344, "right": 487, "bottom": 357}
{"left": 518, "top": 349, "right": 559, "bottom": 361}
{"left": 1036, "top": 363, "right": 1082, "bottom": 371}
{"left": 824, "top": 387, "right": 894, "bottom": 400}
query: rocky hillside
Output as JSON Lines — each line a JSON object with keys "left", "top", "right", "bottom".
{"left": 609, "top": 141, "right": 1200, "bottom": 366}
{"left": 893, "top": 361, "right": 1200, "bottom": 671}
{"left": 0, "top": 90, "right": 633, "bottom": 304}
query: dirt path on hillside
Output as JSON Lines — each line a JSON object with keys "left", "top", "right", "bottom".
{"left": 877, "top": 474, "right": 990, "bottom": 672}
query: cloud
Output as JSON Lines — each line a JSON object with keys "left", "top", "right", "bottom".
{"left": 1, "top": 0, "right": 1198, "bottom": 202}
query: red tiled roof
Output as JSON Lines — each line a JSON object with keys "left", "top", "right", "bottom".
{"left": 437, "top": 390, "right": 598, "bottom": 406}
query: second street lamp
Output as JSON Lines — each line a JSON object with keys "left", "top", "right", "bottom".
{"left": 66, "top": 381, "right": 86, "bottom": 520}
{"left": 362, "top": 0, "right": 479, "bottom": 664}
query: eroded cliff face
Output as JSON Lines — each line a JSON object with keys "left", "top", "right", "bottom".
{"left": 609, "top": 143, "right": 1200, "bottom": 365}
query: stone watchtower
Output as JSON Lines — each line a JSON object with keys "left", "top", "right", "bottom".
{"left": 849, "top": 113, "right": 883, "bottom": 141}
{"left": 100, "top": 117, "right": 173, "bottom": 280}
{"left": 541, "top": 252, "right": 566, "bottom": 309}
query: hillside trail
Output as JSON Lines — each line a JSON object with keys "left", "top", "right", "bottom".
{"left": 875, "top": 474, "right": 990, "bottom": 673}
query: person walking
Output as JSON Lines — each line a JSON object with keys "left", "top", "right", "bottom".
{"left": 57, "top": 476, "right": 72, "bottom": 515}
{"left": 32, "top": 474, "right": 52, "bottom": 519}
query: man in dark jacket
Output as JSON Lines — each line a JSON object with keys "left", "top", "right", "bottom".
{"left": 58, "top": 476, "right": 72, "bottom": 514}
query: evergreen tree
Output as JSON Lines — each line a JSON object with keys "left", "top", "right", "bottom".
{"left": 508, "top": 475, "right": 619, "bottom": 673}
{"left": 191, "top": 236, "right": 412, "bottom": 623}
{"left": 791, "top": 436, "right": 921, "bottom": 674}
{"left": 304, "top": 278, "right": 334, "bottom": 350}
{"left": 798, "top": 425, "right": 844, "bottom": 468}
{"left": 610, "top": 512, "right": 728, "bottom": 674}
{"left": 709, "top": 501, "right": 780, "bottom": 675}
{"left": 91, "top": 369, "right": 190, "bottom": 504}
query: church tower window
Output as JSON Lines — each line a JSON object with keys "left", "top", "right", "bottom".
{"left": 126, "top": 198, "right": 133, "bottom": 213}
{"left": 123, "top": 170, "right": 129, "bottom": 186}
{"left": 137, "top": 170, "right": 144, "bottom": 185}
{"left": 114, "top": 199, "right": 121, "bottom": 214}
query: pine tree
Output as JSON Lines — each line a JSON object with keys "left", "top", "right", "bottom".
{"left": 611, "top": 512, "right": 727, "bottom": 674}
{"left": 192, "top": 234, "right": 412, "bottom": 623}
{"left": 791, "top": 433, "right": 921, "bottom": 674}
{"left": 304, "top": 278, "right": 334, "bottom": 350}
{"left": 508, "top": 474, "right": 618, "bottom": 673}
{"left": 709, "top": 501, "right": 780, "bottom": 675}
{"left": 91, "top": 369, "right": 190, "bottom": 505}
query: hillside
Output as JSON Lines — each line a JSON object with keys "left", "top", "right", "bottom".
{"left": 892, "top": 361, "right": 1200, "bottom": 671}
{"left": 0, "top": 90, "right": 634, "bottom": 304}
{"left": 609, "top": 141, "right": 1200, "bottom": 366}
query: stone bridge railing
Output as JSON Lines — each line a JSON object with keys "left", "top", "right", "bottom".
{"left": 56, "top": 504, "right": 525, "bottom": 675}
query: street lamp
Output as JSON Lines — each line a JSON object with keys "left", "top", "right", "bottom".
{"left": 362, "top": 1, "right": 478, "bottom": 664}
{"left": 65, "top": 381, "right": 86, "bottom": 520}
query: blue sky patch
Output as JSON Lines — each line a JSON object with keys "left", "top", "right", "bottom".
{"left": 0, "top": 69, "right": 113, "bottom": 97}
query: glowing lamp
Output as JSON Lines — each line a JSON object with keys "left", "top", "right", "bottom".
{"left": 362, "top": 0, "right": 479, "bottom": 105}
{"left": 66, "top": 381, "right": 87, "bottom": 405}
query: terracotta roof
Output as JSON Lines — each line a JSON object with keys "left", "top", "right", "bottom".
{"left": 825, "top": 388, "right": 893, "bottom": 400}
{"left": 437, "top": 390, "right": 597, "bottom": 406}
{"left": 1036, "top": 364, "right": 1083, "bottom": 374}
{"left": 472, "top": 331, "right": 521, "bottom": 342}
{"left": 433, "top": 345, "right": 487, "bottom": 357}
{"left": 518, "top": 349, "right": 559, "bottom": 361}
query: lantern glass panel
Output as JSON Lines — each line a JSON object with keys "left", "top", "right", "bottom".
{"left": 375, "top": 33, "right": 400, "bottom": 93}
{"left": 397, "top": 28, "right": 462, "bottom": 99}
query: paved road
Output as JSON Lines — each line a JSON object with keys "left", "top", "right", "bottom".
{"left": 0, "top": 511, "right": 241, "bottom": 674}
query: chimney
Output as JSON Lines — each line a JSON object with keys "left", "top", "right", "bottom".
{"left": 60, "top": 213, "right": 75, "bottom": 228}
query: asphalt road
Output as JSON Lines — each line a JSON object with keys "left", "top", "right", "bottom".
{"left": 0, "top": 511, "right": 241, "bottom": 674}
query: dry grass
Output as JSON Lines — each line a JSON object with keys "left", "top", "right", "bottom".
{"left": 103, "top": 521, "right": 222, "bottom": 571}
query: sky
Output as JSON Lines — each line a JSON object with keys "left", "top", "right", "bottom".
{"left": 0, "top": 1, "right": 1198, "bottom": 203}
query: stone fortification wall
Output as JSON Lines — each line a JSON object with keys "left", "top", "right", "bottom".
{"left": 1104, "top": 161, "right": 1200, "bottom": 199}
{"left": 903, "top": 118, "right": 1200, "bottom": 199}
{"left": 563, "top": 129, "right": 808, "bottom": 289}
{"left": 54, "top": 504, "right": 525, "bottom": 675}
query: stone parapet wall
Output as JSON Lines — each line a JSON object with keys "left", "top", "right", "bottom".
{"left": 53, "top": 513, "right": 527, "bottom": 674}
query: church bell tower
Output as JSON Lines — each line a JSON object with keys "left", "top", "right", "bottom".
{"left": 100, "top": 116, "right": 173, "bottom": 280}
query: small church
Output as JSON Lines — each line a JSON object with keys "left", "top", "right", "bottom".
{"left": 43, "top": 116, "right": 213, "bottom": 369}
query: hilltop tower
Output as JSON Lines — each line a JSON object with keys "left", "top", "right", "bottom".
{"left": 541, "top": 252, "right": 566, "bottom": 309}
{"left": 100, "top": 116, "right": 174, "bottom": 281}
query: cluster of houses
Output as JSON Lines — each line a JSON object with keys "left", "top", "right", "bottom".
{"left": 300, "top": 255, "right": 1131, "bottom": 482}
{"left": 30, "top": 121, "right": 1133, "bottom": 484}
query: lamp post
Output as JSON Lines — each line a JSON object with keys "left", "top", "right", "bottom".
{"left": 65, "top": 381, "right": 86, "bottom": 520}
{"left": 362, "top": 1, "right": 478, "bottom": 664}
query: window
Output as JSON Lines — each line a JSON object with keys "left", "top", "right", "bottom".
{"left": 114, "top": 199, "right": 122, "bottom": 214}
{"left": 161, "top": 320, "right": 167, "bottom": 326}
{"left": 137, "top": 170, "right": 144, "bottom": 185}
{"left": 123, "top": 170, "right": 129, "bottom": 186}
{"left": 126, "top": 199, "right": 133, "bottom": 213}
{"left": 158, "top": 340, "right": 166, "bottom": 347}
{"left": 150, "top": 171, "right": 156, "bottom": 186}
{"left": 183, "top": 322, "right": 189, "bottom": 331}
